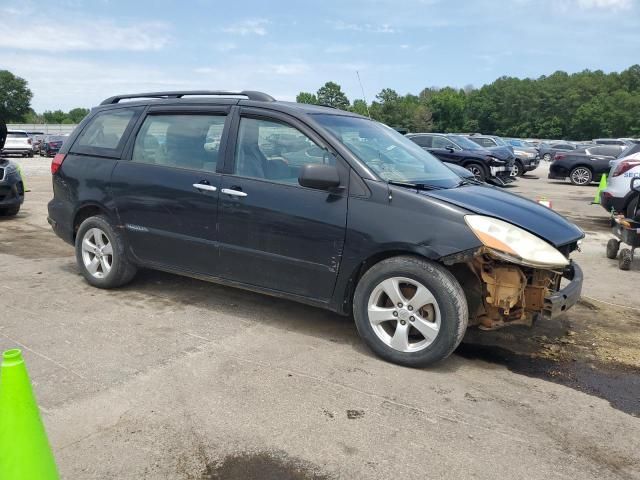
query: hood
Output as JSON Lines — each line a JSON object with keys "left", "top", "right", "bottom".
{"left": 485, "top": 145, "right": 515, "bottom": 164}
{"left": 424, "top": 184, "right": 584, "bottom": 247}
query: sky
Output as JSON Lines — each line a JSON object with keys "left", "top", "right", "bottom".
{"left": 1, "top": 0, "right": 639, "bottom": 112}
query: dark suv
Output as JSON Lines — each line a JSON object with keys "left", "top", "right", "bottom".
{"left": 48, "top": 90, "right": 584, "bottom": 367}
{"left": 406, "top": 133, "right": 515, "bottom": 186}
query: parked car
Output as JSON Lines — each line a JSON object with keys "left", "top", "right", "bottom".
{"left": 538, "top": 142, "right": 578, "bottom": 162}
{"left": 600, "top": 151, "right": 640, "bottom": 216}
{"left": 406, "top": 133, "right": 515, "bottom": 185}
{"left": 48, "top": 90, "right": 584, "bottom": 367}
{"left": 1, "top": 130, "right": 33, "bottom": 157}
{"left": 504, "top": 138, "right": 540, "bottom": 176}
{"left": 0, "top": 159, "right": 26, "bottom": 216}
{"left": 548, "top": 145, "right": 625, "bottom": 185}
{"left": 30, "top": 134, "right": 45, "bottom": 154}
{"left": 593, "top": 138, "right": 634, "bottom": 147}
{"left": 40, "top": 135, "right": 67, "bottom": 157}
{"left": 464, "top": 134, "right": 518, "bottom": 173}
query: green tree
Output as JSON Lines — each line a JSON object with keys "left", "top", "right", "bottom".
{"left": 43, "top": 110, "right": 68, "bottom": 124}
{"left": 296, "top": 92, "right": 317, "bottom": 104}
{"left": 0, "top": 70, "right": 33, "bottom": 122}
{"left": 350, "top": 99, "right": 369, "bottom": 116}
{"left": 68, "top": 107, "right": 90, "bottom": 123}
{"left": 316, "top": 81, "right": 350, "bottom": 110}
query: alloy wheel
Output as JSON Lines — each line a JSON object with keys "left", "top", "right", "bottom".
{"left": 81, "top": 228, "right": 113, "bottom": 279}
{"left": 367, "top": 277, "right": 441, "bottom": 353}
{"left": 571, "top": 167, "right": 591, "bottom": 185}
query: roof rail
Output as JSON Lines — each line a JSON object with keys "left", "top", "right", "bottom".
{"left": 99, "top": 90, "right": 275, "bottom": 105}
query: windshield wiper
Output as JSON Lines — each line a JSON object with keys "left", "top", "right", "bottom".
{"left": 455, "top": 178, "right": 483, "bottom": 187}
{"left": 387, "top": 180, "right": 446, "bottom": 191}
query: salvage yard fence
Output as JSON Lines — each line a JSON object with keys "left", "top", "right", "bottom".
{"left": 8, "top": 124, "right": 78, "bottom": 135}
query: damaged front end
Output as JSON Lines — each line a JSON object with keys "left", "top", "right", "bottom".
{"left": 465, "top": 249, "right": 582, "bottom": 330}
{"left": 444, "top": 214, "right": 584, "bottom": 331}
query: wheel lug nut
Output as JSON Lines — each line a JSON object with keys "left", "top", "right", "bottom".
{"left": 400, "top": 320, "right": 406, "bottom": 325}
{"left": 408, "top": 305, "right": 413, "bottom": 311}
{"left": 409, "top": 316, "right": 415, "bottom": 322}
{"left": 392, "top": 311, "right": 398, "bottom": 317}
{"left": 397, "top": 303, "right": 403, "bottom": 308}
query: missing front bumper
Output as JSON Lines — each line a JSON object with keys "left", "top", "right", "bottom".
{"left": 541, "top": 263, "right": 583, "bottom": 320}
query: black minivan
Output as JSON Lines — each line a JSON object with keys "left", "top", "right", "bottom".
{"left": 48, "top": 91, "right": 584, "bottom": 367}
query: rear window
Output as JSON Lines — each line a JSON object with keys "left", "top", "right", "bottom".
{"left": 71, "top": 108, "right": 140, "bottom": 156}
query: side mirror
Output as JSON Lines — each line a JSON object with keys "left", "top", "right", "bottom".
{"left": 631, "top": 177, "right": 640, "bottom": 193}
{"left": 298, "top": 164, "right": 341, "bottom": 190}
{"left": 445, "top": 146, "right": 455, "bottom": 153}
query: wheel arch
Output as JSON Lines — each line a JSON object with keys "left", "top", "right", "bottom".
{"left": 72, "top": 202, "right": 116, "bottom": 242}
{"left": 335, "top": 245, "right": 475, "bottom": 316}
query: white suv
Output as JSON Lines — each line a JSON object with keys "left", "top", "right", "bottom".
{"left": 2, "top": 130, "right": 33, "bottom": 157}
{"left": 601, "top": 151, "right": 640, "bottom": 217}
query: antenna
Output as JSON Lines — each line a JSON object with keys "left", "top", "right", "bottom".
{"left": 356, "top": 71, "right": 371, "bottom": 118}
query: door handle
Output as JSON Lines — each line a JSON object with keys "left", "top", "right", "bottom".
{"left": 193, "top": 183, "right": 217, "bottom": 192}
{"left": 221, "top": 188, "right": 248, "bottom": 197}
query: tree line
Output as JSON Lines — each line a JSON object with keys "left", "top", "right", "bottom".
{"left": 3, "top": 65, "right": 640, "bottom": 139}
{"left": 298, "top": 65, "right": 640, "bottom": 140}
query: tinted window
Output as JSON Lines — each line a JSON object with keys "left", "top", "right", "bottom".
{"left": 7, "top": 132, "right": 28, "bottom": 138}
{"left": 553, "top": 144, "right": 574, "bottom": 150}
{"left": 74, "top": 109, "right": 136, "bottom": 153}
{"left": 409, "top": 135, "right": 432, "bottom": 148}
{"left": 432, "top": 136, "right": 457, "bottom": 149}
{"left": 132, "top": 114, "right": 226, "bottom": 172}
{"left": 448, "top": 135, "right": 483, "bottom": 150}
{"left": 470, "top": 137, "right": 495, "bottom": 148}
{"left": 234, "top": 117, "right": 327, "bottom": 184}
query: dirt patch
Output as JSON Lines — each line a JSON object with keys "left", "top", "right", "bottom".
{"left": 202, "top": 452, "right": 329, "bottom": 480}
{"left": 0, "top": 222, "right": 73, "bottom": 259}
{"left": 459, "top": 301, "right": 640, "bottom": 416}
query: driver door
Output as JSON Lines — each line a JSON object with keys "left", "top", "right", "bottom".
{"left": 217, "top": 109, "right": 349, "bottom": 301}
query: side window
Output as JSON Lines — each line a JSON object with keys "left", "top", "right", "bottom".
{"left": 73, "top": 109, "right": 137, "bottom": 154}
{"left": 234, "top": 117, "right": 330, "bottom": 184}
{"left": 432, "top": 136, "right": 456, "bottom": 149}
{"left": 131, "top": 114, "right": 226, "bottom": 172}
{"left": 411, "top": 136, "right": 432, "bottom": 148}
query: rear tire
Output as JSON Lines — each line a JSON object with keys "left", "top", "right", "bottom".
{"left": 465, "top": 162, "right": 486, "bottom": 182}
{"left": 75, "top": 215, "right": 137, "bottom": 288}
{"left": 353, "top": 256, "right": 468, "bottom": 367}
{"left": 606, "top": 239, "right": 620, "bottom": 259}
{"left": 569, "top": 166, "right": 593, "bottom": 186}
{"left": 543, "top": 153, "right": 551, "bottom": 161}
{"left": 619, "top": 249, "right": 632, "bottom": 270}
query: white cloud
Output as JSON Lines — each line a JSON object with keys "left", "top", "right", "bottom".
{"left": 576, "top": 0, "right": 632, "bottom": 9}
{"left": 222, "top": 19, "right": 269, "bottom": 36}
{"left": 329, "top": 20, "right": 397, "bottom": 33}
{"left": 0, "top": 14, "right": 170, "bottom": 52}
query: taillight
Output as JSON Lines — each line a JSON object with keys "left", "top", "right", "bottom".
{"left": 612, "top": 160, "right": 640, "bottom": 177}
{"left": 51, "top": 153, "right": 66, "bottom": 175}
{"left": 554, "top": 153, "right": 565, "bottom": 161}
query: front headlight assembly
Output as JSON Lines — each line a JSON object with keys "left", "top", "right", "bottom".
{"left": 465, "top": 215, "right": 569, "bottom": 269}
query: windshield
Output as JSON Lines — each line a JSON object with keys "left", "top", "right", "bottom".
{"left": 448, "top": 135, "right": 484, "bottom": 150}
{"left": 314, "top": 114, "right": 460, "bottom": 188}
{"left": 492, "top": 136, "right": 507, "bottom": 146}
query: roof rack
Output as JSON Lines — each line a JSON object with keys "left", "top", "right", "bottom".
{"left": 99, "top": 90, "right": 275, "bottom": 105}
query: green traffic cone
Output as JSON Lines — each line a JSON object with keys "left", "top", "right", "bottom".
{"left": 0, "top": 349, "right": 59, "bottom": 480}
{"left": 592, "top": 174, "right": 607, "bottom": 204}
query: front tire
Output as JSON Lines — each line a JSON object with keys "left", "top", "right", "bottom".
{"left": 353, "top": 256, "right": 468, "bottom": 367}
{"left": 75, "top": 215, "right": 137, "bottom": 288}
{"left": 543, "top": 153, "right": 551, "bottom": 161}
{"left": 0, "top": 205, "right": 20, "bottom": 217}
{"left": 569, "top": 166, "right": 593, "bottom": 186}
{"left": 606, "top": 239, "right": 620, "bottom": 259}
{"left": 514, "top": 161, "right": 524, "bottom": 177}
{"left": 465, "top": 162, "right": 486, "bottom": 182}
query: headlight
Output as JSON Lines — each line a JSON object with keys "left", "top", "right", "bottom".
{"left": 465, "top": 215, "right": 569, "bottom": 268}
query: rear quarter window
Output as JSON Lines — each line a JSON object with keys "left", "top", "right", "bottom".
{"left": 70, "top": 107, "right": 141, "bottom": 157}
